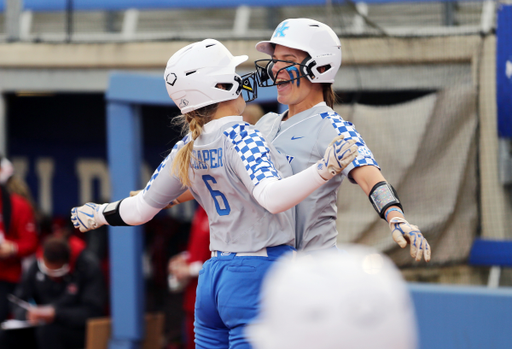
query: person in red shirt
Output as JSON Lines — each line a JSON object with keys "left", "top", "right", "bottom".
{"left": 168, "top": 205, "right": 210, "bottom": 349}
{"left": 0, "top": 155, "right": 38, "bottom": 322}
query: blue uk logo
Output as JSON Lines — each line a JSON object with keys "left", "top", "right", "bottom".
{"left": 273, "top": 21, "right": 289, "bottom": 38}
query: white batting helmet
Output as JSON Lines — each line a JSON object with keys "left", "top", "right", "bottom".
{"left": 255, "top": 18, "right": 342, "bottom": 84}
{"left": 246, "top": 245, "right": 418, "bottom": 349}
{"left": 164, "top": 39, "right": 252, "bottom": 114}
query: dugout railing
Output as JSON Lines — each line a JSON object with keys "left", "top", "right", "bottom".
{"left": 0, "top": 0, "right": 495, "bottom": 42}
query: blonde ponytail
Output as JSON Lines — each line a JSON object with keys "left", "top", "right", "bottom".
{"left": 172, "top": 104, "right": 218, "bottom": 186}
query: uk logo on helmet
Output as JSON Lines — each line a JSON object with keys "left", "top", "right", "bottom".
{"left": 273, "top": 21, "right": 289, "bottom": 38}
{"left": 166, "top": 73, "right": 177, "bottom": 86}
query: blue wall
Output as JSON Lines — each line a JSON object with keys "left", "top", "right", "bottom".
{"left": 410, "top": 283, "right": 512, "bottom": 349}
{"left": 0, "top": 0, "right": 486, "bottom": 12}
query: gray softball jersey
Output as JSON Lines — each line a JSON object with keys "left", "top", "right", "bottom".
{"left": 256, "top": 104, "right": 379, "bottom": 251}
{"left": 141, "top": 117, "right": 295, "bottom": 253}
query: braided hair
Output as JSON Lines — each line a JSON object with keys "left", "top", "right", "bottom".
{"left": 172, "top": 103, "right": 219, "bottom": 186}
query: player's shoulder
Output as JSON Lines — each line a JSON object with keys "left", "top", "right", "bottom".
{"left": 318, "top": 110, "right": 345, "bottom": 123}
{"left": 257, "top": 111, "right": 281, "bottom": 126}
{"left": 255, "top": 112, "right": 282, "bottom": 139}
{"left": 222, "top": 121, "right": 267, "bottom": 145}
{"left": 160, "top": 133, "right": 192, "bottom": 169}
{"left": 179, "top": 133, "right": 193, "bottom": 146}
{"left": 318, "top": 110, "right": 356, "bottom": 135}
{"left": 171, "top": 133, "right": 192, "bottom": 152}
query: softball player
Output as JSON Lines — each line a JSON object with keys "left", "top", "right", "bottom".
{"left": 70, "top": 39, "right": 358, "bottom": 349}
{"left": 254, "top": 18, "right": 431, "bottom": 262}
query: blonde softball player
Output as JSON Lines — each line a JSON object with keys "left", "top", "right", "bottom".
{"left": 71, "top": 39, "right": 358, "bottom": 349}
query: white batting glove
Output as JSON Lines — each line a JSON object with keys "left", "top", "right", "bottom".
{"left": 389, "top": 217, "right": 431, "bottom": 262}
{"left": 316, "top": 135, "right": 358, "bottom": 180}
{"left": 71, "top": 203, "right": 105, "bottom": 233}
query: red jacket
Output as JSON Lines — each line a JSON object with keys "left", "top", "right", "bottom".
{"left": 183, "top": 206, "right": 211, "bottom": 313}
{"left": 0, "top": 189, "right": 38, "bottom": 283}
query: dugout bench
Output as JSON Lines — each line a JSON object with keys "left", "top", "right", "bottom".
{"left": 85, "top": 312, "right": 164, "bottom": 349}
{"left": 469, "top": 238, "right": 512, "bottom": 287}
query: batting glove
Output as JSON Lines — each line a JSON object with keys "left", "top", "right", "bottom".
{"left": 389, "top": 217, "right": 431, "bottom": 262}
{"left": 71, "top": 203, "right": 105, "bottom": 233}
{"left": 316, "top": 135, "right": 358, "bottom": 180}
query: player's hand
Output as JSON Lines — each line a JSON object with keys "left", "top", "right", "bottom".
{"left": 169, "top": 254, "right": 191, "bottom": 282}
{"left": 71, "top": 203, "right": 104, "bottom": 233}
{"left": 130, "top": 190, "right": 141, "bottom": 197}
{"left": 316, "top": 135, "right": 358, "bottom": 180}
{"left": 0, "top": 241, "right": 17, "bottom": 258}
{"left": 389, "top": 217, "right": 431, "bottom": 262}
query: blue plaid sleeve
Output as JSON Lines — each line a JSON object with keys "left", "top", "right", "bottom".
{"left": 320, "top": 111, "right": 379, "bottom": 169}
{"left": 223, "top": 123, "right": 282, "bottom": 186}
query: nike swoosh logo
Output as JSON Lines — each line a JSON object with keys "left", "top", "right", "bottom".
{"left": 79, "top": 210, "right": 94, "bottom": 218}
{"left": 291, "top": 136, "right": 304, "bottom": 140}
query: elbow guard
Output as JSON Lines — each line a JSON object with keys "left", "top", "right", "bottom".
{"left": 368, "top": 181, "right": 403, "bottom": 219}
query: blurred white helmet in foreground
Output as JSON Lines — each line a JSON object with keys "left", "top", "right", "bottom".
{"left": 246, "top": 245, "right": 418, "bottom": 349}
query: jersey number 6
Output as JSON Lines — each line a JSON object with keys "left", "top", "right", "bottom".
{"left": 202, "top": 175, "right": 231, "bottom": 216}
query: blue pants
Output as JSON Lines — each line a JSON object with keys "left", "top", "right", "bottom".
{"left": 194, "top": 245, "right": 294, "bottom": 349}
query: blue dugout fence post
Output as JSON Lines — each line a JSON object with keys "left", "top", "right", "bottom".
{"left": 497, "top": 3, "right": 512, "bottom": 138}
{"left": 106, "top": 101, "right": 144, "bottom": 349}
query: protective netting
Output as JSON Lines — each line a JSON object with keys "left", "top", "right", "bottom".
{"left": 335, "top": 85, "right": 478, "bottom": 268}
{"left": 325, "top": 5, "right": 504, "bottom": 284}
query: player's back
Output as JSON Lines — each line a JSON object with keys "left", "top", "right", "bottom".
{"left": 185, "top": 116, "right": 295, "bottom": 253}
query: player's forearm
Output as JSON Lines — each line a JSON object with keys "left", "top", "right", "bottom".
{"left": 96, "top": 193, "right": 161, "bottom": 226}
{"left": 351, "top": 165, "right": 386, "bottom": 195}
{"left": 253, "top": 165, "right": 326, "bottom": 214}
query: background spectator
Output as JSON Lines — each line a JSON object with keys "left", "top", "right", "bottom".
{"left": 168, "top": 205, "right": 210, "bottom": 349}
{"left": 0, "top": 154, "right": 38, "bottom": 323}
{"left": 0, "top": 236, "right": 107, "bottom": 349}
{"left": 0, "top": 155, "right": 40, "bottom": 225}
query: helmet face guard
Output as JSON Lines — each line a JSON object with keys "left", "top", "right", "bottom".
{"left": 236, "top": 72, "right": 258, "bottom": 102}
{"left": 254, "top": 58, "right": 314, "bottom": 88}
